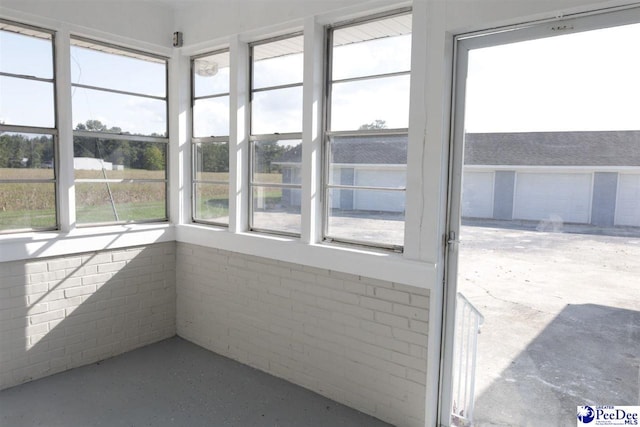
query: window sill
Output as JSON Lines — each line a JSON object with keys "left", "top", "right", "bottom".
{"left": 0, "top": 223, "right": 175, "bottom": 263}
{"left": 176, "top": 223, "right": 435, "bottom": 289}
{"left": 0, "top": 222, "right": 435, "bottom": 290}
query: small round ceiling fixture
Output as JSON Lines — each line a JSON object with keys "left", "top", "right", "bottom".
{"left": 195, "top": 60, "right": 218, "bottom": 77}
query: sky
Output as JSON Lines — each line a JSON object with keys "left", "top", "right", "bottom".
{"left": 69, "top": 45, "right": 167, "bottom": 136}
{"left": 465, "top": 22, "right": 640, "bottom": 133}
{"left": 3, "top": 21, "right": 640, "bottom": 138}
{"left": 0, "top": 30, "right": 167, "bottom": 136}
{"left": 193, "top": 32, "right": 412, "bottom": 137}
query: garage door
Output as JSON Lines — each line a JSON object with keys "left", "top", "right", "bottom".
{"left": 462, "top": 171, "right": 494, "bottom": 218}
{"left": 513, "top": 173, "right": 592, "bottom": 224}
{"left": 354, "top": 169, "right": 405, "bottom": 212}
{"left": 615, "top": 174, "right": 640, "bottom": 226}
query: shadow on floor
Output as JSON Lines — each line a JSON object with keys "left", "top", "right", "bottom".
{"left": 0, "top": 337, "right": 392, "bottom": 427}
{"left": 473, "top": 303, "right": 640, "bottom": 427}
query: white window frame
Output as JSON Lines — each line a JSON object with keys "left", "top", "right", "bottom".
{"left": 70, "top": 36, "right": 169, "bottom": 226}
{"left": 191, "top": 48, "right": 230, "bottom": 227}
{"left": 248, "top": 32, "right": 304, "bottom": 237}
{"left": 323, "top": 9, "right": 412, "bottom": 252}
{"left": 0, "top": 19, "right": 59, "bottom": 234}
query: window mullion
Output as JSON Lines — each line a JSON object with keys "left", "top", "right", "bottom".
{"left": 70, "top": 82, "right": 166, "bottom": 101}
{"left": 0, "top": 71, "right": 54, "bottom": 83}
{"left": 56, "top": 29, "right": 76, "bottom": 232}
{"left": 252, "top": 81, "right": 303, "bottom": 93}
{"left": 229, "top": 37, "right": 250, "bottom": 233}
{"left": 331, "top": 70, "right": 410, "bottom": 85}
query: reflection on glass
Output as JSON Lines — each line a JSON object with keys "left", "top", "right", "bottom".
{"left": 72, "top": 87, "right": 167, "bottom": 136}
{"left": 252, "top": 186, "right": 301, "bottom": 235}
{"left": 75, "top": 182, "right": 166, "bottom": 224}
{"left": 252, "top": 35, "right": 304, "bottom": 89}
{"left": 253, "top": 139, "right": 302, "bottom": 184}
{"left": 0, "top": 76, "right": 55, "bottom": 128}
{"left": 332, "top": 34, "right": 411, "bottom": 81}
{"left": 0, "top": 133, "right": 55, "bottom": 180}
{"left": 327, "top": 188, "right": 404, "bottom": 247}
{"left": 0, "top": 29, "right": 53, "bottom": 78}
{"left": 195, "top": 142, "right": 229, "bottom": 178}
{"left": 194, "top": 183, "right": 229, "bottom": 225}
{"left": 0, "top": 183, "right": 56, "bottom": 231}
{"left": 330, "top": 75, "right": 410, "bottom": 131}
{"left": 193, "top": 97, "right": 230, "bottom": 137}
{"left": 70, "top": 44, "right": 166, "bottom": 97}
{"left": 193, "top": 51, "right": 230, "bottom": 97}
{"left": 73, "top": 137, "right": 166, "bottom": 180}
{"left": 251, "top": 86, "right": 302, "bottom": 134}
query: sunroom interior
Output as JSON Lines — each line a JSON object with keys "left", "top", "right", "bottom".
{"left": 0, "top": 1, "right": 637, "bottom": 426}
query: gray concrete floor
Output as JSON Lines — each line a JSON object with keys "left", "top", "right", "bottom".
{"left": 0, "top": 337, "right": 392, "bottom": 427}
{"left": 458, "top": 222, "right": 640, "bottom": 427}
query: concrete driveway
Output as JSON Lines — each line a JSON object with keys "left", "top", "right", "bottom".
{"left": 457, "top": 222, "right": 640, "bottom": 426}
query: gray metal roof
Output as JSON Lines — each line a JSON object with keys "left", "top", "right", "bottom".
{"left": 330, "top": 135, "right": 407, "bottom": 164}
{"left": 276, "top": 131, "right": 640, "bottom": 167}
{"left": 465, "top": 131, "right": 640, "bottom": 166}
{"left": 273, "top": 135, "right": 407, "bottom": 165}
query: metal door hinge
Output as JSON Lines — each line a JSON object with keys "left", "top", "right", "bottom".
{"left": 447, "top": 230, "right": 458, "bottom": 246}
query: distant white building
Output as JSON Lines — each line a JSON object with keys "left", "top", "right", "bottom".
{"left": 73, "top": 157, "right": 121, "bottom": 171}
{"left": 276, "top": 131, "right": 640, "bottom": 228}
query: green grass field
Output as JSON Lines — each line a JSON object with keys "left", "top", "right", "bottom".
{"left": 0, "top": 169, "right": 287, "bottom": 230}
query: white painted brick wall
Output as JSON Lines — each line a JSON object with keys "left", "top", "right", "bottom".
{"left": 0, "top": 242, "right": 176, "bottom": 390}
{"left": 176, "top": 243, "right": 429, "bottom": 427}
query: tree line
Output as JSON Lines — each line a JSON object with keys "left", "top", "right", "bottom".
{"left": 0, "top": 120, "right": 165, "bottom": 171}
{"left": 198, "top": 140, "right": 302, "bottom": 174}
{"left": 0, "top": 133, "right": 54, "bottom": 168}
{"left": 2, "top": 119, "right": 384, "bottom": 171}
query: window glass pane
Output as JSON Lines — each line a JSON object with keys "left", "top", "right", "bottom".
{"left": 193, "top": 96, "right": 229, "bottom": 138}
{"left": 252, "top": 35, "right": 304, "bottom": 89}
{"left": 194, "top": 183, "right": 229, "bottom": 224}
{"left": 73, "top": 137, "right": 166, "bottom": 180}
{"left": 0, "top": 182, "right": 56, "bottom": 231}
{"left": 75, "top": 182, "right": 166, "bottom": 224}
{"left": 72, "top": 87, "right": 167, "bottom": 136}
{"left": 70, "top": 44, "right": 166, "bottom": 97}
{"left": 0, "top": 28, "right": 53, "bottom": 79}
{"left": 252, "top": 186, "right": 301, "bottom": 234}
{"left": 328, "top": 135, "right": 407, "bottom": 188}
{"left": 194, "top": 51, "right": 230, "bottom": 97}
{"left": 332, "top": 32, "right": 411, "bottom": 80}
{"left": 327, "top": 188, "right": 404, "bottom": 247}
{"left": 194, "top": 142, "right": 229, "bottom": 180}
{"left": 253, "top": 139, "right": 301, "bottom": 185}
{"left": 251, "top": 86, "right": 302, "bottom": 134}
{"left": 0, "top": 76, "right": 55, "bottom": 128}
{"left": 0, "top": 133, "right": 55, "bottom": 180}
{"left": 330, "top": 75, "right": 410, "bottom": 131}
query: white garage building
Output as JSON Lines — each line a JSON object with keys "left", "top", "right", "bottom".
{"left": 277, "top": 135, "right": 408, "bottom": 213}
{"left": 278, "top": 131, "right": 640, "bottom": 228}
{"left": 463, "top": 131, "right": 640, "bottom": 227}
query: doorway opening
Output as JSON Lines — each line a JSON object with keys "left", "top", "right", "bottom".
{"left": 445, "top": 8, "right": 640, "bottom": 426}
